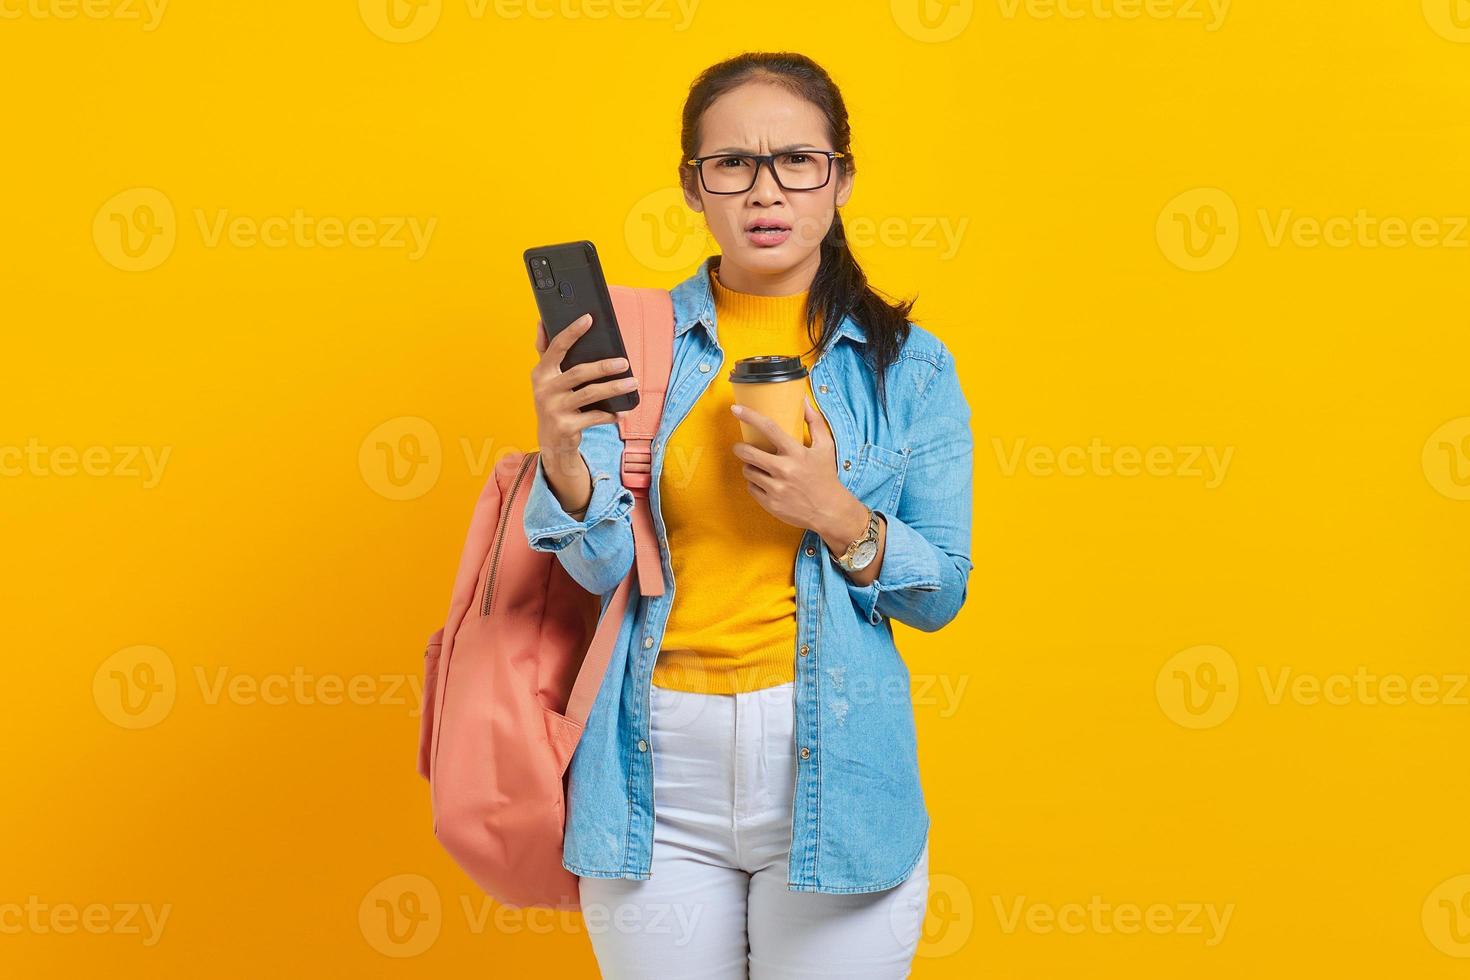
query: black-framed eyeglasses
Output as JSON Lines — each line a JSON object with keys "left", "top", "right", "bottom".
{"left": 685, "top": 150, "right": 846, "bottom": 195}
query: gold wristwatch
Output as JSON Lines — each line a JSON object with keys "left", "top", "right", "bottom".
{"left": 831, "top": 506, "right": 881, "bottom": 573}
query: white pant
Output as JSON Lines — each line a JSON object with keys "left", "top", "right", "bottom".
{"left": 577, "top": 680, "right": 929, "bottom": 979}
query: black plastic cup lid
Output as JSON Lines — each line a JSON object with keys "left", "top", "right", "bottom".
{"left": 728, "top": 355, "right": 808, "bottom": 384}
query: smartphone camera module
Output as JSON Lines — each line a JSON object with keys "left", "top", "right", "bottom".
{"left": 531, "top": 256, "right": 555, "bottom": 290}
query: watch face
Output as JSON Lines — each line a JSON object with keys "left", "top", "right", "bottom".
{"left": 850, "top": 539, "right": 879, "bottom": 569}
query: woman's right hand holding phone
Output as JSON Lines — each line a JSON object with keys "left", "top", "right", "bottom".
{"left": 531, "top": 313, "right": 640, "bottom": 518}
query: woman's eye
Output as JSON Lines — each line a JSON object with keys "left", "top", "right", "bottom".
{"left": 785, "top": 153, "right": 810, "bottom": 164}
{"left": 717, "top": 157, "right": 749, "bottom": 168}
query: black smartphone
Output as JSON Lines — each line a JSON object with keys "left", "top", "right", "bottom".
{"left": 524, "top": 240, "right": 638, "bottom": 414}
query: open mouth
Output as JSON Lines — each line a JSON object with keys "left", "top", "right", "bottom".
{"left": 744, "top": 220, "right": 792, "bottom": 245}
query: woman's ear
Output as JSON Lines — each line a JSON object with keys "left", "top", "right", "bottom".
{"left": 835, "top": 167, "right": 854, "bottom": 208}
{"left": 681, "top": 175, "right": 705, "bottom": 214}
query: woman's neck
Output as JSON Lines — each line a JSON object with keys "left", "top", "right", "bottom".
{"left": 712, "top": 251, "right": 820, "bottom": 297}
{"left": 710, "top": 266, "right": 810, "bottom": 333}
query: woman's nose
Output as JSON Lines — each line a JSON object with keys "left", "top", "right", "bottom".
{"left": 748, "top": 158, "right": 786, "bottom": 203}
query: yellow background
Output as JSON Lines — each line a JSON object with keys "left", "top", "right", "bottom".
{"left": 3, "top": 0, "right": 1468, "bottom": 976}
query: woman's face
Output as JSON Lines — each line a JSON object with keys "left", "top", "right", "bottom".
{"left": 683, "top": 81, "right": 853, "bottom": 289}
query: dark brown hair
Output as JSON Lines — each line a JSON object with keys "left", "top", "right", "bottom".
{"left": 679, "top": 51, "right": 915, "bottom": 413}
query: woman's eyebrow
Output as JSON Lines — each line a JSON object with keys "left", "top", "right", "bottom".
{"left": 706, "top": 143, "right": 822, "bottom": 155}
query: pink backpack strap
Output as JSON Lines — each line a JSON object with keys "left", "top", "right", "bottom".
{"left": 609, "top": 286, "right": 673, "bottom": 600}
{"left": 563, "top": 285, "right": 674, "bottom": 728}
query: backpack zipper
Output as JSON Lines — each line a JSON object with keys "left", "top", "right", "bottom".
{"left": 430, "top": 450, "right": 537, "bottom": 782}
{"left": 481, "top": 451, "right": 538, "bottom": 617}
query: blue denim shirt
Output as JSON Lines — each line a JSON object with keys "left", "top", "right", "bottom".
{"left": 521, "top": 256, "right": 974, "bottom": 894}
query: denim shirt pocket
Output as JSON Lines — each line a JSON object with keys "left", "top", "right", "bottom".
{"left": 851, "top": 441, "right": 910, "bottom": 512}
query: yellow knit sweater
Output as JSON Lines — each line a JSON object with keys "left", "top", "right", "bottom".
{"left": 650, "top": 267, "right": 827, "bottom": 694}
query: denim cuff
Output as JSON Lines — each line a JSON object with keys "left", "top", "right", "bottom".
{"left": 522, "top": 451, "right": 634, "bottom": 553}
{"left": 842, "top": 508, "right": 942, "bottom": 626}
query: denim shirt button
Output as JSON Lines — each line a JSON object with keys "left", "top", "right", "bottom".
{"left": 799, "top": 747, "right": 811, "bottom": 759}
{"left": 799, "top": 643, "right": 810, "bottom": 657}
{"left": 804, "top": 545, "right": 816, "bottom": 557}
{"left": 642, "top": 636, "right": 654, "bottom": 649}
{"left": 698, "top": 362, "right": 711, "bottom": 373}
{"left": 637, "top": 739, "right": 648, "bottom": 752}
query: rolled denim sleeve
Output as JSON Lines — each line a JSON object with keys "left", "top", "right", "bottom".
{"left": 521, "top": 421, "right": 636, "bottom": 597}
{"left": 845, "top": 347, "right": 974, "bottom": 632}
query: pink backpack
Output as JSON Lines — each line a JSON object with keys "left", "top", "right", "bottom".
{"left": 416, "top": 286, "right": 675, "bottom": 910}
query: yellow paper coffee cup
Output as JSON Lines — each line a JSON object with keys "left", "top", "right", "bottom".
{"left": 729, "top": 355, "right": 809, "bottom": 452}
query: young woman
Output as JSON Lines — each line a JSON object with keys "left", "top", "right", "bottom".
{"left": 523, "top": 52, "right": 974, "bottom": 978}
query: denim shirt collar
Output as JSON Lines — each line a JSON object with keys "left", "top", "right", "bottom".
{"left": 669, "top": 255, "right": 868, "bottom": 347}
